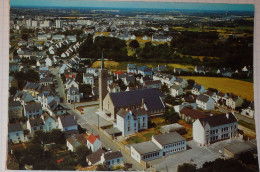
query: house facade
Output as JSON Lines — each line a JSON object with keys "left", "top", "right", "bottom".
{"left": 87, "top": 134, "right": 102, "bottom": 152}
{"left": 170, "top": 85, "right": 183, "bottom": 97}
{"left": 8, "top": 124, "right": 25, "bottom": 143}
{"left": 196, "top": 94, "right": 215, "bottom": 111}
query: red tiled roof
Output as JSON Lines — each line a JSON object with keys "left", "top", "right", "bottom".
{"left": 87, "top": 134, "right": 100, "bottom": 144}
{"left": 65, "top": 74, "right": 76, "bottom": 78}
{"left": 114, "top": 71, "right": 124, "bottom": 75}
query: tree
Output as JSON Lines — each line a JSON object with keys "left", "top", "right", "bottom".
{"left": 79, "top": 84, "right": 92, "bottom": 100}
{"left": 116, "top": 79, "right": 127, "bottom": 91}
{"left": 48, "top": 129, "right": 66, "bottom": 145}
{"left": 160, "top": 83, "right": 170, "bottom": 94}
{"left": 21, "top": 33, "right": 28, "bottom": 41}
{"left": 177, "top": 163, "right": 196, "bottom": 172}
{"left": 129, "top": 40, "right": 140, "bottom": 50}
{"left": 9, "top": 87, "right": 18, "bottom": 96}
{"left": 163, "top": 108, "right": 179, "bottom": 124}
{"left": 75, "top": 145, "right": 92, "bottom": 166}
{"left": 187, "top": 79, "right": 195, "bottom": 89}
{"left": 32, "top": 130, "right": 47, "bottom": 144}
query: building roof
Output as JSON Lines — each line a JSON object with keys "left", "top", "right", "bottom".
{"left": 193, "top": 83, "right": 202, "bottom": 90}
{"left": 224, "top": 139, "right": 257, "bottom": 155}
{"left": 171, "top": 85, "right": 181, "bottom": 90}
{"left": 160, "top": 123, "right": 185, "bottom": 133}
{"left": 9, "top": 101, "right": 22, "bottom": 108}
{"left": 14, "top": 91, "right": 34, "bottom": 102}
{"left": 175, "top": 77, "right": 184, "bottom": 83}
{"left": 104, "top": 151, "right": 122, "bottom": 161}
{"left": 137, "top": 65, "right": 152, "bottom": 72}
{"left": 25, "top": 103, "right": 42, "bottom": 112}
{"left": 67, "top": 134, "right": 85, "bottom": 148}
{"left": 127, "top": 64, "right": 136, "bottom": 69}
{"left": 153, "top": 132, "right": 185, "bottom": 146}
{"left": 86, "top": 148, "right": 105, "bottom": 164}
{"left": 196, "top": 94, "right": 210, "bottom": 103}
{"left": 8, "top": 123, "right": 23, "bottom": 133}
{"left": 109, "top": 88, "right": 165, "bottom": 111}
{"left": 24, "top": 82, "right": 42, "bottom": 92}
{"left": 132, "top": 141, "right": 161, "bottom": 155}
{"left": 29, "top": 118, "right": 44, "bottom": 127}
{"left": 180, "top": 106, "right": 206, "bottom": 120}
{"left": 87, "top": 134, "right": 100, "bottom": 145}
{"left": 59, "top": 115, "right": 77, "bottom": 128}
{"left": 143, "top": 80, "right": 161, "bottom": 86}
{"left": 48, "top": 100, "right": 65, "bottom": 112}
{"left": 199, "top": 113, "right": 237, "bottom": 127}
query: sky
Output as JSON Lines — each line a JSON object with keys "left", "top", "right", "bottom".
{"left": 10, "top": 0, "right": 254, "bottom": 11}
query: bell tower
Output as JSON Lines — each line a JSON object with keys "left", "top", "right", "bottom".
{"left": 99, "top": 51, "right": 108, "bottom": 110}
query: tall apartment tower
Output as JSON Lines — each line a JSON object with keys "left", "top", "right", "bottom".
{"left": 99, "top": 52, "right": 108, "bottom": 110}
{"left": 56, "top": 20, "right": 63, "bottom": 28}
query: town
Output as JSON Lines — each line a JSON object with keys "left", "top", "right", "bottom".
{"left": 7, "top": 3, "right": 258, "bottom": 172}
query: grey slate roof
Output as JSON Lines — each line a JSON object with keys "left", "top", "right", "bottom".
{"left": 25, "top": 103, "right": 42, "bottom": 112}
{"left": 8, "top": 123, "right": 23, "bottom": 133}
{"left": 153, "top": 132, "right": 185, "bottom": 146}
{"left": 127, "top": 64, "right": 136, "bottom": 69}
{"left": 60, "top": 115, "right": 77, "bottom": 128}
{"left": 199, "top": 113, "right": 237, "bottom": 127}
{"left": 109, "top": 88, "right": 165, "bottom": 111}
{"left": 132, "top": 141, "right": 161, "bottom": 155}
{"left": 24, "top": 82, "right": 42, "bottom": 92}
{"left": 171, "top": 85, "right": 181, "bottom": 90}
{"left": 9, "top": 101, "right": 22, "bottom": 108}
{"left": 175, "top": 77, "right": 184, "bottom": 83}
{"left": 137, "top": 66, "right": 152, "bottom": 72}
{"left": 104, "top": 151, "right": 122, "bottom": 161}
{"left": 48, "top": 100, "right": 65, "bottom": 112}
{"left": 117, "top": 108, "right": 129, "bottom": 118}
{"left": 196, "top": 94, "right": 210, "bottom": 103}
{"left": 86, "top": 148, "right": 105, "bottom": 164}
{"left": 14, "top": 91, "right": 34, "bottom": 103}
{"left": 193, "top": 84, "right": 201, "bottom": 90}
{"left": 29, "top": 118, "right": 44, "bottom": 127}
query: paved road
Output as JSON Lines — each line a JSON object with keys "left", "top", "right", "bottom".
{"left": 217, "top": 106, "right": 255, "bottom": 124}
{"left": 50, "top": 67, "right": 67, "bottom": 103}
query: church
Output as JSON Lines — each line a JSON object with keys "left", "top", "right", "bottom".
{"left": 98, "top": 54, "right": 166, "bottom": 120}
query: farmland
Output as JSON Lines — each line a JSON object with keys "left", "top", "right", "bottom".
{"left": 181, "top": 76, "right": 254, "bottom": 101}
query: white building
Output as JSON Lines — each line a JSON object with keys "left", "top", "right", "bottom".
{"left": 193, "top": 113, "right": 238, "bottom": 146}
{"left": 196, "top": 94, "right": 215, "bottom": 111}
{"left": 67, "top": 87, "right": 80, "bottom": 104}
{"left": 192, "top": 84, "right": 207, "bottom": 95}
{"left": 87, "top": 134, "right": 102, "bottom": 152}
{"left": 27, "top": 118, "right": 45, "bottom": 134}
{"left": 115, "top": 108, "right": 148, "bottom": 136}
{"left": 226, "top": 94, "right": 244, "bottom": 110}
{"left": 170, "top": 85, "right": 183, "bottom": 97}
{"left": 83, "top": 73, "right": 94, "bottom": 86}
{"left": 8, "top": 124, "right": 25, "bottom": 143}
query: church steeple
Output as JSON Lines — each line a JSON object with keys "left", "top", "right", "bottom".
{"left": 101, "top": 50, "right": 104, "bottom": 69}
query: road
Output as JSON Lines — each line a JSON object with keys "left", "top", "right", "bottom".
{"left": 51, "top": 66, "right": 145, "bottom": 171}
{"left": 217, "top": 106, "right": 255, "bottom": 124}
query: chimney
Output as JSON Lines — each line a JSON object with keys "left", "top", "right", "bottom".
{"left": 141, "top": 98, "right": 145, "bottom": 108}
{"left": 226, "top": 113, "right": 229, "bottom": 119}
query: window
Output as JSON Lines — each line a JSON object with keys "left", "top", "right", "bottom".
{"left": 117, "top": 159, "right": 120, "bottom": 163}
{"left": 16, "top": 133, "right": 19, "bottom": 136}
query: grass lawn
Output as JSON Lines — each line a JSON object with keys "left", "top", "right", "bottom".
{"left": 178, "top": 120, "right": 193, "bottom": 140}
{"left": 181, "top": 76, "right": 254, "bottom": 101}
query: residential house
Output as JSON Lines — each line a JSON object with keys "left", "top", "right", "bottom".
{"left": 108, "top": 83, "right": 121, "bottom": 93}
{"left": 9, "top": 62, "right": 20, "bottom": 72}
{"left": 37, "top": 89, "right": 59, "bottom": 109}
{"left": 100, "top": 151, "right": 123, "bottom": 170}
{"left": 27, "top": 117, "right": 45, "bottom": 134}
{"left": 41, "top": 114, "right": 57, "bottom": 132}
{"left": 130, "top": 132, "right": 186, "bottom": 163}
{"left": 67, "top": 86, "right": 80, "bottom": 103}
{"left": 226, "top": 94, "right": 244, "bottom": 110}
{"left": 174, "top": 78, "right": 188, "bottom": 88}
{"left": 152, "top": 65, "right": 166, "bottom": 72}
{"left": 215, "top": 91, "right": 228, "bottom": 104}
{"left": 139, "top": 76, "right": 152, "bottom": 84}
{"left": 192, "top": 84, "right": 207, "bottom": 95}
{"left": 217, "top": 68, "right": 233, "bottom": 77}
{"left": 14, "top": 91, "right": 34, "bottom": 105}
{"left": 241, "top": 102, "right": 254, "bottom": 118}
{"left": 196, "top": 94, "right": 215, "bottom": 111}
{"left": 86, "top": 68, "right": 99, "bottom": 77}
{"left": 24, "top": 102, "right": 43, "bottom": 118}
{"left": 86, "top": 148, "right": 105, "bottom": 166}
{"left": 193, "top": 113, "right": 238, "bottom": 146}
{"left": 153, "top": 73, "right": 176, "bottom": 86}
{"left": 115, "top": 108, "right": 148, "bottom": 136}
{"left": 179, "top": 106, "right": 206, "bottom": 123}
{"left": 65, "top": 79, "right": 79, "bottom": 90}
{"left": 58, "top": 115, "right": 78, "bottom": 137}
{"left": 137, "top": 66, "right": 152, "bottom": 78}
{"left": 127, "top": 64, "right": 137, "bottom": 74}
{"left": 103, "top": 88, "right": 166, "bottom": 119}
{"left": 83, "top": 73, "right": 95, "bottom": 86}
{"left": 47, "top": 100, "right": 67, "bottom": 117}
{"left": 170, "top": 85, "right": 183, "bottom": 97}
{"left": 67, "top": 134, "right": 86, "bottom": 152}
{"left": 194, "top": 66, "right": 209, "bottom": 74}
{"left": 87, "top": 134, "right": 102, "bottom": 152}
{"left": 8, "top": 123, "right": 25, "bottom": 143}
{"left": 143, "top": 80, "right": 162, "bottom": 89}
{"left": 23, "top": 82, "right": 42, "bottom": 97}
{"left": 9, "top": 101, "right": 23, "bottom": 120}
{"left": 174, "top": 103, "right": 197, "bottom": 113}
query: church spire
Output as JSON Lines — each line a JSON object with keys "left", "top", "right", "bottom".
{"left": 101, "top": 50, "right": 104, "bottom": 69}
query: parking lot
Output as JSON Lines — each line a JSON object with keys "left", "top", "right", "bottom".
{"left": 148, "top": 138, "right": 244, "bottom": 172}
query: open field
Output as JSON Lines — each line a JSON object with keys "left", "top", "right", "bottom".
{"left": 91, "top": 60, "right": 120, "bottom": 69}
{"left": 181, "top": 76, "right": 254, "bottom": 101}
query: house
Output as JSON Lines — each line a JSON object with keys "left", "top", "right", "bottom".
{"left": 67, "top": 35, "right": 77, "bottom": 42}
{"left": 122, "top": 75, "right": 135, "bottom": 86}
{"left": 170, "top": 85, "right": 183, "bottom": 97}
{"left": 86, "top": 68, "right": 99, "bottom": 77}
{"left": 9, "top": 101, "right": 23, "bottom": 120}
{"left": 9, "top": 62, "right": 20, "bottom": 72}
{"left": 14, "top": 91, "right": 34, "bottom": 105}
{"left": 194, "top": 66, "right": 209, "bottom": 74}
{"left": 130, "top": 132, "right": 186, "bottom": 163}
{"left": 8, "top": 123, "right": 25, "bottom": 143}
{"left": 23, "top": 82, "right": 42, "bottom": 97}
{"left": 153, "top": 73, "right": 176, "bottom": 86}
{"left": 191, "top": 84, "right": 207, "bottom": 95}
{"left": 65, "top": 79, "right": 79, "bottom": 90}
{"left": 108, "top": 83, "right": 121, "bottom": 93}
{"left": 66, "top": 134, "right": 86, "bottom": 152}
{"left": 103, "top": 88, "right": 166, "bottom": 119}
{"left": 87, "top": 134, "right": 102, "bottom": 152}
{"left": 215, "top": 91, "right": 228, "bottom": 104}
{"left": 196, "top": 94, "right": 215, "bottom": 111}
{"left": 127, "top": 64, "right": 137, "bottom": 74}
{"left": 152, "top": 65, "right": 166, "bottom": 72}
{"left": 115, "top": 108, "right": 148, "bottom": 136}
{"left": 41, "top": 114, "right": 57, "bottom": 132}
{"left": 179, "top": 106, "right": 206, "bottom": 123}
{"left": 100, "top": 151, "right": 123, "bottom": 169}
{"left": 27, "top": 117, "right": 45, "bottom": 134}
{"left": 174, "top": 102, "right": 197, "bottom": 113}
{"left": 86, "top": 148, "right": 105, "bottom": 166}
{"left": 204, "top": 90, "right": 217, "bottom": 100}
{"left": 58, "top": 115, "right": 78, "bottom": 137}
{"left": 226, "top": 94, "right": 244, "bottom": 110}
{"left": 37, "top": 88, "right": 59, "bottom": 109}
{"left": 174, "top": 78, "right": 188, "bottom": 88}
{"left": 137, "top": 66, "right": 152, "bottom": 78}
{"left": 216, "top": 68, "right": 233, "bottom": 77}
{"left": 67, "top": 86, "right": 80, "bottom": 104}
{"left": 143, "top": 80, "right": 162, "bottom": 89}
{"left": 139, "top": 76, "right": 152, "bottom": 84}
{"left": 241, "top": 102, "right": 254, "bottom": 118}
{"left": 193, "top": 113, "right": 238, "bottom": 146}
{"left": 174, "top": 68, "right": 188, "bottom": 74}
{"left": 9, "top": 76, "right": 18, "bottom": 88}
{"left": 47, "top": 100, "right": 67, "bottom": 117}
{"left": 83, "top": 73, "right": 94, "bottom": 86}
{"left": 24, "top": 102, "right": 43, "bottom": 118}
